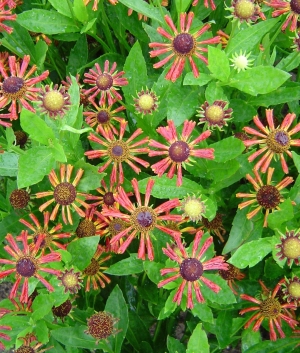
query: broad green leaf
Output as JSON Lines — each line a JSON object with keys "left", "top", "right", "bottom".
{"left": 67, "top": 35, "right": 88, "bottom": 76}
{"left": 292, "top": 151, "right": 300, "bottom": 173}
{"left": 62, "top": 75, "right": 80, "bottom": 128}
{"left": 35, "top": 40, "right": 48, "bottom": 68}
{"left": 201, "top": 274, "right": 236, "bottom": 304}
{"left": 0, "top": 152, "right": 18, "bottom": 177}
{"left": 210, "top": 136, "right": 245, "bottom": 163}
{"left": 158, "top": 290, "right": 178, "bottom": 319}
{"left": 216, "top": 310, "right": 233, "bottom": 348}
{"left": 18, "top": 147, "right": 55, "bottom": 188}
{"left": 73, "top": 0, "right": 89, "bottom": 23}
{"left": 35, "top": 320, "right": 49, "bottom": 344}
{"left": 228, "top": 66, "right": 290, "bottom": 96}
{"left": 242, "top": 328, "right": 261, "bottom": 353}
{"left": 230, "top": 99, "right": 257, "bottom": 122}
{"left": 117, "top": 0, "right": 163, "bottom": 22}
{"left": 191, "top": 302, "right": 214, "bottom": 324}
{"left": 49, "top": 139, "right": 67, "bottom": 163}
{"left": 208, "top": 46, "right": 230, "bottom": 82}
{"left": 75, "top": 161, "right": 105, "bottom": 192}
{"left": 248, "top": 85, "right": 300, "bottom": 107}
{"left": 144, "top": 261, "right": 164, "bottom": 284}
{"left": 243, "top": 337, "right": 298, "bottom": 353}
{"left": 276, "top": 51, "right": 300, "bottom": 72}
{"left": 228, "top": 237, "right": 273, "bottom": 268}
{"left": 205, "top": 81, "right": 228, "bottom": 103}
{"left": 105, "top": 285, "right": 129, "bottom": 353}
{"left": 175, "top": 0, "right": 192, "bottom": 13}
{"left": 105, "top": 254, "right": 144, "bottom": 275}
{"left": 167, "top": 336, "right": 186, "bottom": 353}
{"left": 267, "top": 198, "right": 294, "bottom": 230}
{"left": 48, "top": 276, "right": 70, "bottom": 306}
{"left": 48, "top": 0, "right": 72, "bottom": 17}
{"left": 32, "top": 294, "right": 55, "bottom": 321}
{"left": 263, "top": 257, "right": 285, "bottom": 280}
{"left": 126, "top": 311, "right": 152, "bottom": 351}
{"left": 67, "top": 236, "right": 100, "bottom": 271}
{"left": 183, "top": 72, "right": 212, "bottom": 86}
{"left": 17, "top": 9, "right": 80, "bottom": 34}
{"left": 187, "top": 323, "right": 209, "bottom": 353}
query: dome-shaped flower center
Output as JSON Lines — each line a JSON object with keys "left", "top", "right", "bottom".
{"left": 138, "top": 94, "right": 155, "bottom": 111}
{"left": 76, "top": 219, "right": 96, "bottom": 238}
{"left": 108, "top": 219, "right": 127, "bottom": 236}
{"left": 219, "top": 264, "right": 239, "bottom": 280}
{"left": 267, "top": 130, "right": 290, "bottom": 153}
{"left": 169, "top": 141, "right": 190, "bottom": 163}
{"left": 96, "top": 73, "right": 113, "bottom": 91}
{"left": 103, "top": 191, "right": 115, "bottom": 206}
{"left": 288, "top": 281, "right": 300, "bottom": 298}
{"left": 43, "top": 91, "right": 65, "bottom": 112}
{"left": 97, "top": 110, "right": 110, "bottom": 124}
{"left": 137, "top": 211, "right": 153, "bottom": 228}
{"left": 52, "top": 299, "right": 72, "bottom": 318}
{"left": 9, "top": 189, "right": 30, "bottom": 209}
{"left": 14, "top": 130, "right": 28, "bottom": 147}
{"left": 202, "top": 213, "right": 222, "bottom": 230}
{"left": 173, "top": 33, "right": 195, "bottom": 56}
{"left": 232, "top": 55, "right": 250, "bottom": 70}
{"left": 87, "top": 312, "right": 114, "bottom": 340}
{"left": 260, "top": 298, "right": 281, "bottom": 319}
{"left": 256, "top": 185, "right": 280, "bottom": 209}
{"left": 15, "top": 346, "right": 35, "bottom": 353}
{"left": 83, "top": 258, "right": 100, "bottom": 276}
{"left": 53, "top": 182, "right": 77, "bottom": 205}
{"left": 181, "top": 196, "right": 206, "bottom": 221}
{"left": 108, "top": 141, "right": 129, "bottom": 161}
{"left": 205, "top": 105, "right": 225, "bottom": 123}
{"left": 2, "top": 76, "right": 25, "bottom": 98}
{"left": 16, "top": 257, "right": 36, "bottom": 277}
{"left": 290, "top": 0, "right": 300, "bottom": 14}
{"left": 61, "top": 271, "right": 81, "bottom": 288}
{"left": 235, "top": 0, "right": 255, "bottom": 19}
{"left": 132, "top": 206, "right": 157, "bottom": 231}
{"left": 180, "top": 258, "right": 203, "bottom": 281}
{"left": 282, "top": 237, "right": 300, "bottom": 259}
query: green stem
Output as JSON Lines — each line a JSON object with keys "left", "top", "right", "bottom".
{"left": 47, "top": 49, "right": 63, "bottom": 81}
{"left": 153, "top": 319, "right": 162, "bottom": 343}
{"left": 98, "top": 0, "right": 117, "bottom": 52}
{"left": 87, "top": 32, "right": 111, "bottom": 53}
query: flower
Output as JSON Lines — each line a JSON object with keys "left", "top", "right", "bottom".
{"left": 276, "top": 229, "right": 300, "bottom": 266}
{"left": 9, "top": 188, "right": 31, "bottom": 210}
{"left": 0, "top": 230, "right": 61, "bottom": 303}
{"left": 242, "top": 109, "right": 300, "bottom": 174}
{"left": 0, "top": 55, "right": 49, "bottom": 124}
{"left": 84, "top": 0, "right": 117, "bottom": 11}
{"left": 84, "top": 99, "right": 126, "bottom": 135}
{"left": 192, "top": 0, "right": 217, "bottom": 10}
{"left": 102, "top": 178, "right": 182, "bottom": 261}
{"left": 128, "top": 0, "right": 168, "bottom": 21}
{"left": 82, "top": 245, "right": 111, "bottom": 291}
{"left": 158, "top": 230, "right": 228, "bottom": 309}
{"left": 265, "top": 0, "right": 300, "bottom": 31}
{"left": 133, "top": 87, "right": 159, "bottom": 116}
{"left": 197, "top": 100, "right": 233, "bottom": 130}
{"left": 35, "top": 164, "right": 90, "bottom": 225}
{"left": 0, "top": 308, "right": 11, "bottom": 351}
{"left": 219, "top": 263, "right": 245, "bottom": 294}
{"left": 236, "top": 167, "right": 294, "bottom": 227}
{"left": 14, "top": 130, "right": 29, "bottom": 149}
{"left": 86, "top": 311, "right": 118, "bottom": 343}
{"left": 52, "top": 299, "right": 73, "bottom": 322}
{"left": 149, "top": 120, "right": 214, "bottom": 187}
{"left": 179, "top": 195, "right": 206, "bottom": 222}
{"left": 281, "top": 276, "right": 300, "bottom": 305}
{"left": 14, "top": 333, "right": 52, "bottom": 353}
{"left": 149, "top": 12, "right": 220, "bottom": 82}
{"left": 75, "top": 207, "right": 105, "bottom": 238}
{"left": 230, "top": 51, "right": 254, "bottom": 73}
{"left": 18, "top": 211, "right": 72, "bottom": 251}
{"left": 240, "top": 280, "right": 298, "bottom": 340}
{"left": 200, "top": 213, "right": 226, "bottom": 242}
{"left": 227, "top": 0, "right": 266, "bottom": 23}
{"left": 83, "top": 60, "right": 128, "bottom": 104}
{"left": 85, "top": 120, "right": 149, "bottom": 185}
{"left": 0, "top": 0, "right": 17, "bottom": 34}
{"left": 57, "top": 268, "right": 83, "bottom": 294}
{"left": 38, "top": 84, "right": 71, "bottom": 118}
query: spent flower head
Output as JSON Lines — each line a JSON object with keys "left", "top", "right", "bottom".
{"left": 197, "top": 100, "right": 233, "bottom": 130}
{"left": 133, "top": 87, "right": 159, "bottom": 116}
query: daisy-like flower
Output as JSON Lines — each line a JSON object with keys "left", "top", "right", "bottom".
{"left": 240, "top": 280, "right": 298, "bottom": 341}
{"left": 35, "top": 164, "right": 90, "bottom": 225}
{"left": 57, "top": 268, "right": 83, "bottom": 294}
{"left": 128, "top": 0, "right": 168, "bottom": 21}
{"left": 102, "top": 178, "right": 182, "bottom": 261}
{"left": 200, "top": 213, "right": 226, "bottom": 242}
{"left": 197, "top": 100, "right": 233, "bottom": 130}
{"left": 75, "top": 207, "right": 105, "bottom": 238}
{"left": 236, "top": 167, "right": 294, "bottom": 227}
{"left": 0, "top": 55, "right": 49, "bottom": 125}
{"left": 149, "top": 12, "right": 220, "bottom": 82}
{"left": 84, "top": 0, "right": 117, "bottom": 11}
{"left": 276, "top": 229, "right": 300, "bottom": 266}
{"left": 82, "top": 245, "right": 111, "bottom": 291}
{"left": 86, "top": 311, "right": 119, "bottom": 344}
{"left": 14, "top": 333, "right": 52, "bottom": 353}
{"left": 230, "top": 51, "right": 254, "bottom": 72}
{"left": 281, "top": 276, "right": 300, "bottom": 305}
{"left": 0, "top": 230, "right": 61, "bottom": 303}
{"left": 83, "top": 99, "right": 126, "bottom": 135}
{"left": 133, "top": 87, "right": 159, "bottom": 116}
{"left": 179, "top": 195, "right": 206, "bottom": 222}
{"left": 83, "top": 60, "right": 128, "bottom": 104}
{"left": 149, "top": 120, "right": 214, "bottom": 187}
{"left": 18, "top": 211, "right": 72, "bottom": 251}
{"left": 0, "top": 0, "right": 17, "bottom": 35}
{"left": 85, "top": 179, "right": 123, "bottom": 209}
{"left": 9, "top": 188, "right": 31, "bottom": 210}
{"left": 227, "top": 0, "right": 266, "bottom": 23}
{"left": 265, "top": 0, "right": 300, "bottom": 31}
{"left": 38, "top": 84, "right": 71, "bottom": 119}
{"left": 219, "top": 263, "right": 245, "bottom": 294}
{"left": 85, "top": 120, "right": 149, "bottom": 185}
{"left": 52, "top": 299, "right": 74, "bottom": 322}
{"left": 0, "top": 308, "right": 11, "bottom": 351}
{"left": 158, "top": 230, "right": 228, "bottom": 309}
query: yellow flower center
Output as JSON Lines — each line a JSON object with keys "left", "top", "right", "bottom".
{"left": 260, "top": 297, "right": 281, "bottom": 319}
{"left": 288, "top": 281, "right": 300, "bottom": 298}
{"left": 235, "top": 0, "right": 255, "bottom": 19}
{"left": 138, "top": 94, "right": 155, "bottom": 111}
{"left": 283, "top": 237, "right": 300, "bottom": 259}
{"left": 205, "top": 105, "right": 224, "bottom": 123}
{"left": 43, "top": 91, "right": 65, "bottom": 112}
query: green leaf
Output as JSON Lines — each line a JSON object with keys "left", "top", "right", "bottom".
{"left": 167, "top": 336, "right": 186, "bottom": 353}
{"left": 243, "top": 337, "right": 298, "bottom": 353}
{"left": 276, "top": 51, "right": 300, "bottom": 72}
{"left": 0, "top": 152, "right": 18, "bottom": 177}
{"left": 35, "top": 320, "right": 49, "bottom": 344}
{"left": 76, "top": 161, "right": 105, "bottom": 192}
{"left": 230, "top": 99, "right": 257, "bottom": 122}
{"left": 105, "top": 285, "right": 129, "bottom": 353}
{"left": 20, "top": 109, "right": 55, "bottom": 145}
{"left": 267, "top": 198, "right": 294, "bottom": 230}
{"left": 35, "top": 40, "right": 48, "bottom": 68}
{"left": 73, "top": 0, "right": 89, "bottom": 23}
{"left": 62, "top": 75, "right": 80, "bottom": 128}
{"left": 48, "top": 0, "right": 72, "bottom": 18}
{"left": 17, "top": 9, "right": 80, "bottom": 34}
{"left": 183, "top": 72, "right": 212, "bottom": 86}
{"left": 248, "top": 85, "right": 300, "bottom": 107}
{"left": 32, "top": 294, "right": 55, "bottom": 321}
{"left": 158, "top": 290, "right": 178, "bottom": 319}
{"left": 201, "top": 274, "right": 236, "bottom": 304}
{"left": 126, "top": 311, "right": 152, "bottom": 351}
{"left": 216, "top": 310, "right": 233, "bottom": 348}
{"left": 144, "top": 261, "right": 164, "bottom": 285}
{"left": 242, "top": 328, "right": 261, "bottom": 353}
{"left": 18, "top": 147, "right": 55, "bottom": 188}
{"left": 67, "top": 236, "right": 100, "bottom": 271}
{"left": 228, "top": 66, "right": 290, "bottom": 96}
{"left": 49, "top": 139, "right": 67, "bottom": 163}
{"left": 228, "top": 237, "right": 273, "bottom": 268}
{"left": 105, "top": 254, "right": 144, "bottom": 275}
{"left": 292, "top": 151, "right": 300, "bottom": 173}
{"left": 67, "top": 35, "right": 88, "bottom": 76}
{"left": 191, "top": 302, "right": 214, "bottom": 324}
{"left": 205, "top": 81, "right": 228, "bottom": 103}
{"left": 211, "top": 136, "right": 245, "bottom": 163}
{"left": 117, "top": 0, "right": 163, "bottom": 22}
{"left": 175, "top": 0, "right": 192, "bottom": 13}
{"left": 208, "top": 46, "right": 230, "bottom": 82}
{"left": 187, "top": 323, "right": 209, "bottom": 353}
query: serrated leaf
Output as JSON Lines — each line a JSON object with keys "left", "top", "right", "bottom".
{"left": 248, "top": 85, "right": 300, "bottom": 107}
{"left": 210, "top": 136, "right": 245, "bottom": 163}
{"left": 105, "top": 254, "right": 144, "bottom": 275}
{"left": 187, "top": 323, "right": 209, "bottom": 353}
{"left": 117, "top": 0, "right": 163, "bottom": 22}
{"left": 67, "top": 236, "right": 100, "bottom": 270}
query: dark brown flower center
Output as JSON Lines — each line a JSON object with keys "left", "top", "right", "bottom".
{"left": 137, "top": 211, "right": 153, "bottom": 227}
{"left": 202, "top": 213, "right": 223, "bottom": 230}
{"left": 260, "top": 298, "right": 281, "bottom": 319}
{"left": 96, "top": 73, "right": 113, "bottom": 91}
{"left": 52, "top": 299, "right": 72, "bottom": 318}
{"left": 108, "top": 141, "right": 129, "bottom": 162}
{"left": 290, "top": 0, "right": 300, "bottom": 14}
{"left": 173, "top": 33, "right": 195, "bottom": 56}
{"left": 16, "top": 257, "right": 36, "bottom": 277}
{"left": 97, "top": 110, "right": 110, "bottom": 124}
{"left": 169, "top": 141, "right": 190, "bottom": 163}
{"left": 103, "top": 192, "right": 115, "bottom": 206}
{"left": 2, "top": 76, "right": 25, "bottom": 97}
{"left": 180, "top": 258, "right": 203, "bottom": 281}
{"left": 131, "top": 206, "right": 157, "bottom": 231}
{"left": 219, "top": 264, "right": 239, "bottom": 280}
{"left": 14, "top": 130, "right": 28, "bottom": 147}
{"left": 256, "top": 185, "right": 280, "bottom": 209}
{"left": 87, "top": 312, "right": 114, "bottom": 340}
{"left": 83, "top": 258, "right": 100, "bottom": 276}
{"left": 266, "top": 129, "right": 290, "bottom": 153}
{"left": 112, "top": 145, "right": 123, "bottom": 156}
{"left": 15, "top": 346, "right": 35, "bottom": 353}
{"left": 76, "top": 219, "right": 96, "bottom": 238}
{"left": 53, "top": 182, "right": 76, "bottom": 205}
{"left": 9, "top": 189, "right": 30, "bottom": 209}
